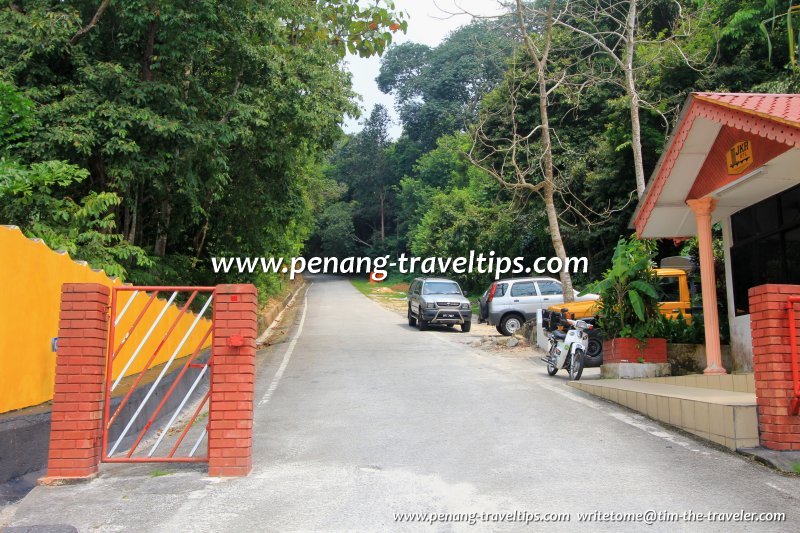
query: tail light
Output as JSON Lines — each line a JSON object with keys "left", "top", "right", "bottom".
{"left": 487, "top": 282, "right": 497, "bottom": 302}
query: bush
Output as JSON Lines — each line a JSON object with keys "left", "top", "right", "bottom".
{"left": 581, "top": 236, "right": 662, "bottom": 342}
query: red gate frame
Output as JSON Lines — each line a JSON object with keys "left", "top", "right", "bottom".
{"left": 102, "top": 286, "right": 216, "bottom": 463}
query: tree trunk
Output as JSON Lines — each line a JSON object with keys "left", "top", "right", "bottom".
{"left": 380, "top": 191, "right": 386, "bottom": 242}
{"left": 126, "top": 187, "right": 138, "bottom": 244}
{"left": 624, "top": 0, "right": 646, "bottom": 198}
{"left": 154, "top": 199, "right": 171, "bottom": 257}
{"left": 537, "top": 63, "right": 575, "bottom": 302}
{"left": 141, "top": 16, "right": 158, "bottom": 82}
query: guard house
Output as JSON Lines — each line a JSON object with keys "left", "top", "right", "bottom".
{"left": 631, "top": 93, "right": 800, "bottom": 450}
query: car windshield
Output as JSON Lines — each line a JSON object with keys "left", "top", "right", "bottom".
{"left": 423, "top": 281, "right": 461, "bottom": 295}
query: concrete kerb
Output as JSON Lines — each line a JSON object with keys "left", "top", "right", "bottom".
{"left": 256, "top": 281, "right": 308, "bottom": 346}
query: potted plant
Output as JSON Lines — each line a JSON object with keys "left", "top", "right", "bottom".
{"left": 581, "top": 236, "right": 667, "bottom": 367}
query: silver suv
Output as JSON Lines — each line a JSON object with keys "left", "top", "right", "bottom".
{"left": 479, "top": 277, "right": 599, "bottom": 336}
{"left": 408, "top": 278, "right": 472, "bottom": 332}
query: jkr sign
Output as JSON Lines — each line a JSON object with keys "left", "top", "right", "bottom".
{"left": 726, "top": 140, "right": 753, "bottom": 175}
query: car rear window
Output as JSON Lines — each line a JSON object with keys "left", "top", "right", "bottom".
{"left": 495, "top": 283, "right": 507, "bottom": 297}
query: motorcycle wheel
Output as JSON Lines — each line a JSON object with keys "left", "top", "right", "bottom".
{"left": 546, "top": 344, "right": 559, "bottom": 376}
{"left": 569, "top": 348, "right": 585, "bottom": 381}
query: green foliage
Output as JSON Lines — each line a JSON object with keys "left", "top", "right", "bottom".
{"left": 377, "top": 18, "right": 514, "bottom": 150}
{"left": 0, "top": 158, "right": 152, "bottom": 280}
{"left": 655, "top": 313, "right": 706, "bottom": 344}
{"left": 319, "top": 0, "right": 408, "bottom": 58}
{"left": 583, "top": 237, "right": 662, "bottom": 341}
{"left": 0, "top": 0, "right": 404, "bottom": 297}
{"left": 0, "top": 82, "right": 33, "bottom": 153}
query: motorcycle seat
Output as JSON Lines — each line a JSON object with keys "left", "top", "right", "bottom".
{"left": 553, "top": 330, "right": 567, "bottom": 340}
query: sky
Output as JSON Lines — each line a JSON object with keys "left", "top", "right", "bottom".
{"left": 343, "top": 0, "right": 507, "bottom": 139}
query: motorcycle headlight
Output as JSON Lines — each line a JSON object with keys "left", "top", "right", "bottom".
{"left": 426, "top": 302, "right": 436, "bottom": 309}
{"left": 460, "top": 303, "right": 470, "bottom": 309}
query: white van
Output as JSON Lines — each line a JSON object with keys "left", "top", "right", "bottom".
{"left": 479, "top": 277, "right": 599, "bottom": 336}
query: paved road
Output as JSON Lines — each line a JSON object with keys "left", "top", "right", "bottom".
{"left": 6, "top": 277, "right": 800, "bottom": 532}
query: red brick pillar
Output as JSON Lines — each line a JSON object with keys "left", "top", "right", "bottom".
{"left": 749, "top": 284, "right": 800, "bottom": 450}
{"left": 41, "top": 283, "right": 110, "bottom": 483}
{"left": 208, "top": 284, "right": 257, "bottom": 476}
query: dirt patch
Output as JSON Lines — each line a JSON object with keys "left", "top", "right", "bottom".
{"left": 358, "top": 284, "right": 530, "bottom": 357}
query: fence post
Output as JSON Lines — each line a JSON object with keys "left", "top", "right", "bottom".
{"left": 749, "top": 284, "right": 800, "bottom": 450}
{"left": 209, "top": 284, "right": 257, "bottom": 476}
{"left": 40, "top": 283, "right": 110, "bottom": 484}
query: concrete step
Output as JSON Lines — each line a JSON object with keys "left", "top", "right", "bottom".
{"left": 638, "top": 373, "right": 755, "bottom": 393}
{"left": 568, "top": 379, "right": 758, "bottom": 450}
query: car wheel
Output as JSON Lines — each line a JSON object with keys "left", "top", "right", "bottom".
{"left": 586, "top": 337, "right": 602, "bottom": 358}
{"left": 499, "top": 314, "right": 524, "bottom": 336}
{"left": 496, "top": 324, "right": 504, "bottom": 334}
{"left": 417, "top": 310, "right": 428, "bottom": 331}
{"left": 407, "top": 306, "right": 417, "bottom": 327}
{"left": 461, "top": 321, "right": 471, "bottom": 333}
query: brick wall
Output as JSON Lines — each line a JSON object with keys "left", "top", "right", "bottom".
{"left": 208, "top": 284, "right": 257, "bottom": 477}
{"left": 603, "top": 337, "right": 667, "bottom": 364}
{"left": 42, "top": 283, "right": 109, "bottom": 482}
{"left": 749, "top": 284, "right": 800, "bottom": 450}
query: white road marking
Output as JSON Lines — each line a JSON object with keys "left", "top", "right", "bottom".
{"left": 258, "top": 284, "right": 311, "bottom": 407}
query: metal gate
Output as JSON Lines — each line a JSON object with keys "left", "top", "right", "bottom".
{"left": 102, "top": 286, "right": 215, "bottom": 463}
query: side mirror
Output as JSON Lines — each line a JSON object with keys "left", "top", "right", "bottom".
{"left": 561, "top": 308, "right": 569, "bottom": 313}
{"left": 462, "top": 291, "right": 468, "bottom": 297}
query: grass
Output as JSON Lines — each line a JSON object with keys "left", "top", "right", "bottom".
{"left": 350, "top": 274, "right": 410, "bottom": 299}
{"left": 792, "top": 463, "right": 800, "bottom": 474}
{"left": 150, "top": 469, "right": 174, "bottom": 477}
{"left": 351, "top": 276, "right": 481, "bottom": 316}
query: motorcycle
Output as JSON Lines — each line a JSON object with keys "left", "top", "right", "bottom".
{"left": 541, "top": 310, "right": 590, "bottom": 380}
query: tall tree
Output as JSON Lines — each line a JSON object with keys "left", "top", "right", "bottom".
{"left": 468, "top": 0, "right": 576, "bottom": 300}
{"left": 550, "top": 0, "right": 708, "bottom": 198}
{"left": 0, "top": 0, "right": 404, "bottom": 290}
{"left": 378, "top": 18, "right": 514, "bottom": 151}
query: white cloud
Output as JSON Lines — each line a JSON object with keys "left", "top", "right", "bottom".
{"left": 343, "top": 0, "right": 507, "bottom": 139}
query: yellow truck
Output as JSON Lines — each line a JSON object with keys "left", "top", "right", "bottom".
{"left": 548, "top": 268, "right": 693, "bottom": 321}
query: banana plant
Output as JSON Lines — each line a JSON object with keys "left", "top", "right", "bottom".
{"left": 580, "top": 236, "right": 661, "bottom": 340}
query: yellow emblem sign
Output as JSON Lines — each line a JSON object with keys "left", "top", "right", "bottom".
{"left": 726, "top": 140, "right": 753, "bottom": 175}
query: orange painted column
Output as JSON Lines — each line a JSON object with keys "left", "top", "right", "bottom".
{"left": 687, "top": 197, "right": 726, "bottom": 375}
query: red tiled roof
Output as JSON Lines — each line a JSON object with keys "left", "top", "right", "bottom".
{"left": 694, "top": 93, "right": 800, "bottom": 128}
{"left": 632, "top": 92, "right": 800, "bottom": 236}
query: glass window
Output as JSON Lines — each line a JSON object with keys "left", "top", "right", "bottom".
{"left": 659, "top": 277, "right": 681, "bottom": 302}
{"left": 422, "top": 281, "right": 461, "bottom": 295}
{"left": 732, "top": 196, "right": 779, "bottom": 242}
{"left": 729, "top": 184, "right": 800, "bottom": 315}
{"left": 495, "top": 283, "right": 507, "bottom": 298}
{"left": 510, "top": 281, "right": 536, "bottom": 297}
{"left": 782, "top": 186, "right": 800, "bottom": 228}
{"left": 784, "top": 227, "right": 800, "bottom": 281}
{"left": 731, "top": 234, "right": 783, "bottom": 315}
{"left": 537, "top": 280, "right": 563, "bottom": 296}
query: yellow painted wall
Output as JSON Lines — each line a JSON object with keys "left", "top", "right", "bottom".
{"left": 0, "top": 226, "right": 213, "bottom": 413}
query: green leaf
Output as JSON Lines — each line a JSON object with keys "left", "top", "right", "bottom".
{"left": 630, "top": 280, "right": 659, "bottom": 299}
{"left": 628, "top": 290, "right": 646, "bottom": 322}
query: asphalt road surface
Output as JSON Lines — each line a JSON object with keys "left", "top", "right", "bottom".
{"left": 5, "top": 276, "right": 800, "bottom": 532}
